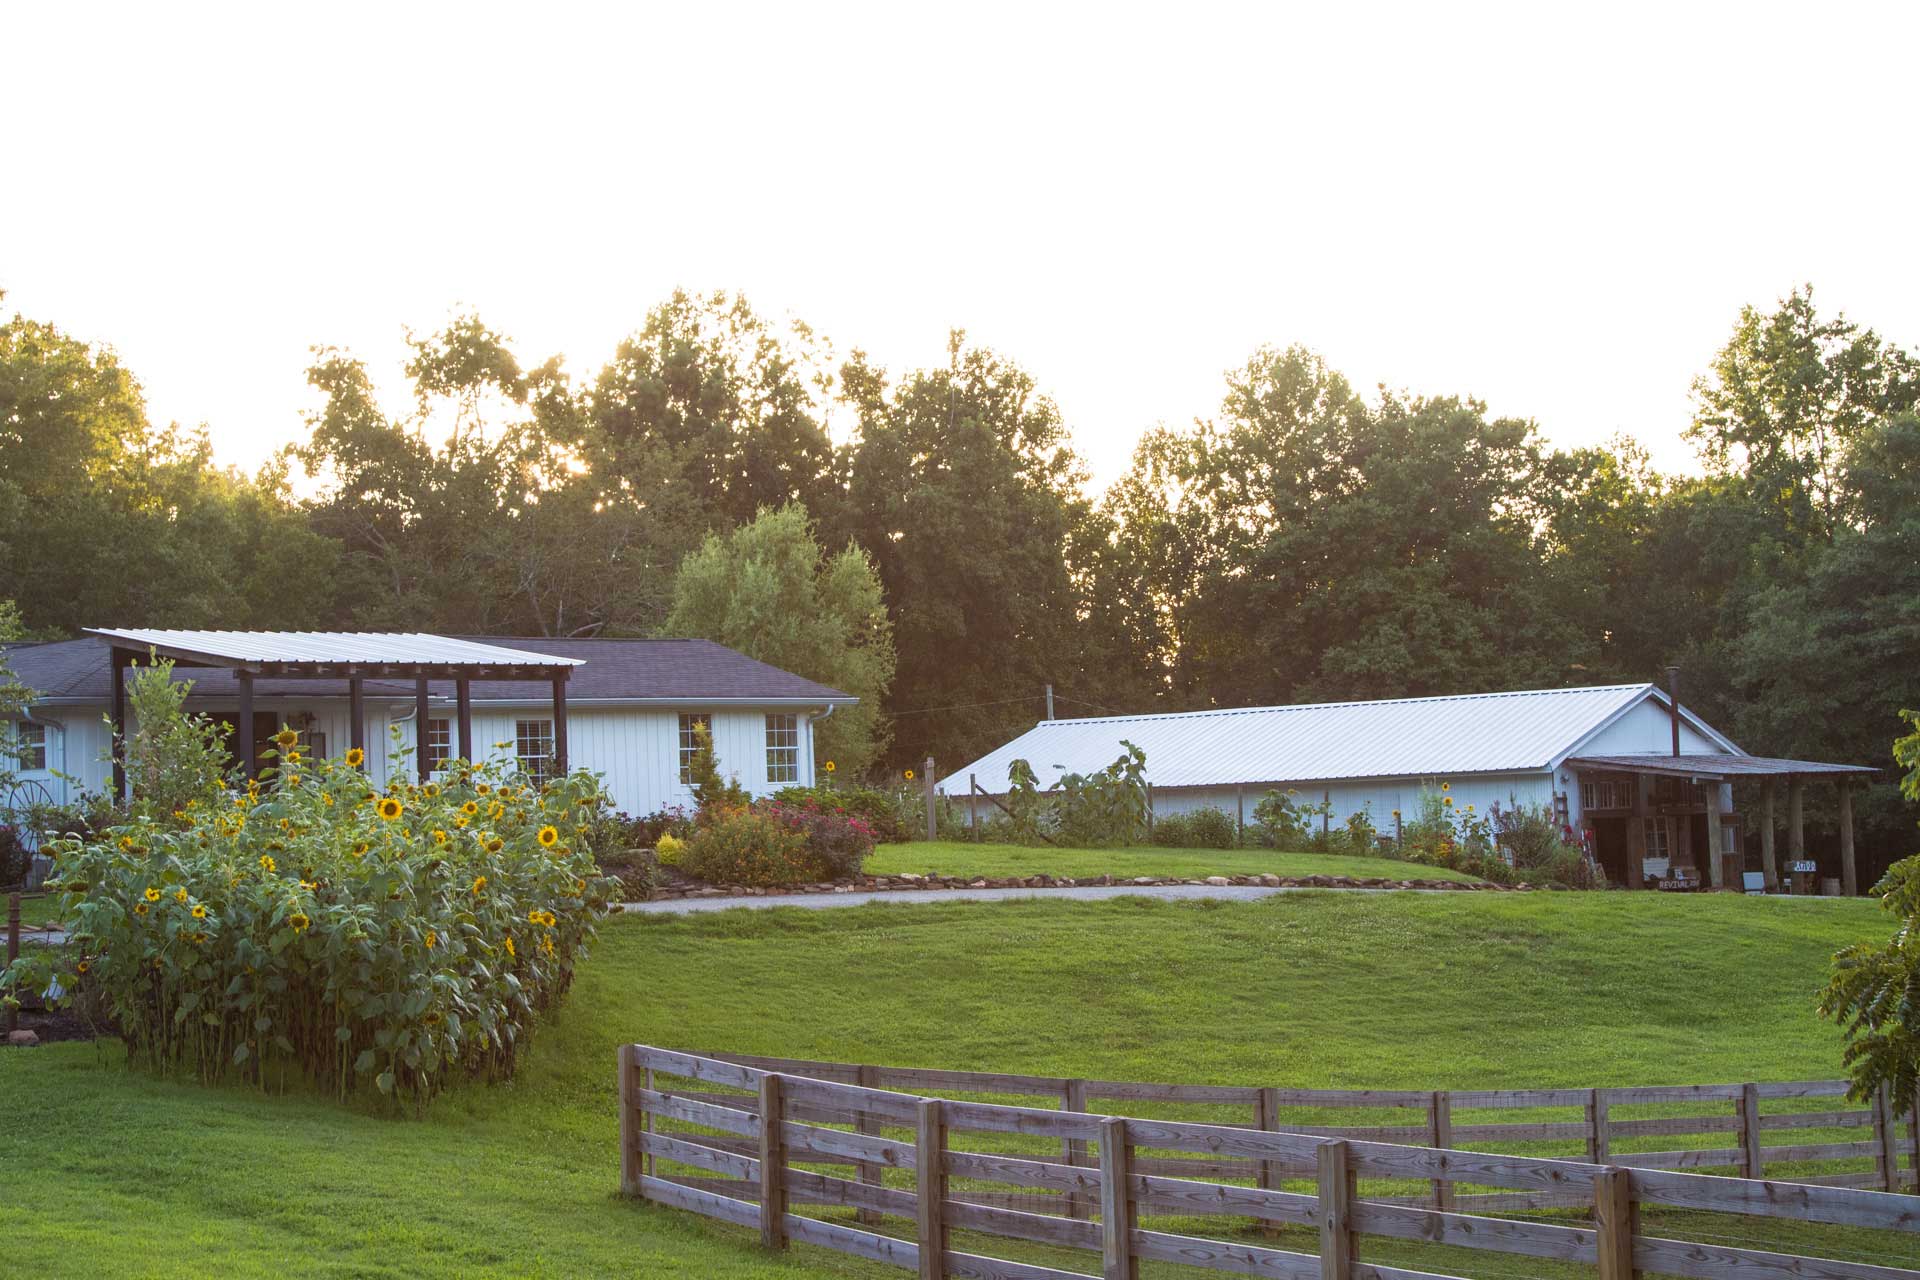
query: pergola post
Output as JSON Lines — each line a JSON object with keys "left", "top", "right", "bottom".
{"left": 1760, "top": 779, "right": 1778, "bottom": 891}
{"left": 1840, "top": 782, "right": 1857, "bottom": 897}
{"left": 109, "top": 646, "right": 131, "bottom": 801}
{"left": 456, "top": 677, "right": 473, "bottom": 766}
{"left": 415, "top": 675, "right": 432, "bottom": 781}
{"left": 237, "top": 668, "right": 256, "bottom": 780}
{"left": 551, "top": 674, "right": 569, "bottom": 778}
{"left": 1626, "top": 773, "right": 1648, "bottom": 890}
{"left": 1788, "top": 774, "right": 1806, "bottom": 878}
{"left": 1702, "top": 787, "right": 1725, "bottom": 891}
{"left": 348, "top": 675, "right": 366, "bottom": 761}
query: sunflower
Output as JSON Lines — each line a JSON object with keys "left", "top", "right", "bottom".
{"left": 425, "top": 930, "right": 437, "bottom": 950}
{"left": 454, "top": 815, "right": 469, "bottom": 829}
{"left": 258, "top": 855, "right": 277, "bottom": 873}
{"left": 476, "top": 782, "right": 491, "bottom": 795}
{"left": 288, "top": 912, "right": 310, "bottom": 933}
{"left": 143, "top": 886, "right": 161, "bottom": 902}
{"left": 118, "top": 835, "right": 136, "bottom": 852}
{"left": 351, "top": 841, "right": 370, "bottom": 858}
{"left": 824, "top": 761, "right": 836, "bottom": 774}
{"left": 284, "top": 749, "right": 302, "bottom": 766}
{"left": 488, "top": 802, "right": 505, "bottom": 820}
{"left": 573, "top": 878, "right": 586, "bottom": 895}
{"left": 537, "top": 825, "right": 559, "bottom": 848}
{"left": 540, "top": 934, "right": 555, "bottom": 957}
{"left": 174, "top": 888, "right": 189, "bottom": 904}
{"left": 273, "top": 729, "right": 299, "bottom": 749}
{"left": 1443, "top": 796, "right": 1454, "bottom": 808}
{"left": 190, "top": 932, "right": 208, "bottom": 946}
{"left": 503, "top": 935, "right": 516, "bottom": 958}
{"left": 376, "top": 796, "right": 404, "bottom": 821}
{"left": 432, "top": 829, "right": 449, "bottom": 846}
{"left": 903, "top": 769, "right": 915, "bottom": 781}
{"left": 299, "top": 879, "right": 317, "bottom": 891}
{"left": 423, "top": 782, "right": 441, "bottom": 799}
{"left": 345, "top": 747, "right": 365, "bottom": 768}
{"left": 285, "top": 773, "right": 301, "bottom": 786}
{"left": 471, "top": 875, "right": 487, "bottom": 894}
{"left": 485, "top": 837, "right": 503, "bottom": 853}
{"left": 1440, "top": 782, "right": 1451, "bottom": 792}
{"left": 134, "top": 902, "right": 149, "bottom": 916}
{"left": 191, "top": 904, "right": 207, "bottom": 920}
{"left": 461, "top": 800, "right": 479, "bottom": 816}
{"left": 75, "top": 959, "right": 90, "bottom": 975}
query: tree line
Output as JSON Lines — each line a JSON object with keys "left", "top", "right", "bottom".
{"left": 1, "top": 285, "right": 1914, "bottom": 871}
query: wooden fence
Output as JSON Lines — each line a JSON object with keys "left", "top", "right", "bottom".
{"left": 620, "top": 1044, "right": 1920, "bottom": 1280}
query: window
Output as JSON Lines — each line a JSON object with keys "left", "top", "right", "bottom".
{"left": 516, "top": 719, "right": 554, "bottom": 786}
{"left": 424, "top": 718, "right": 451, "bottom": 768}
{"left": 1580, "top": 778, "right": 1633, "bottom": 810}
{"left": 1643, "top": 818, "right": 1670, "bottom": 860}
{"left": 765, "top": 713, "right": 799, "bottom": 784}
{"left": 678, "top": 713, "right": 711, "bottom": 785}
{"left": 12, "top": 722, "right": 46, "bottom": 771}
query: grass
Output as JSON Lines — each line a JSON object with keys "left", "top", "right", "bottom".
{"left": 866, "top": 839, "right": 1481, "bottom": 884}
{"left": 0, "top": 890, "right": 1907, "bottom": 1277}
{"left": 12, "top": 891, "right": 58, "bottom": 928}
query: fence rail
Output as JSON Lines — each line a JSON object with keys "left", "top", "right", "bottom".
{"left": 620, "top": 1045, "right": 1920, "bottom": 1280}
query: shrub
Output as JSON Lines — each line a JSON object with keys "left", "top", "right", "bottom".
{"left": 685, "top": 722, "right": 748, "bottom": 816}
{"left": 772, "top": 785, "right": 907, "bottom": 843}
{"left": 120, "top": 656, "right": 231, "bottom": 822}
{"left": 1183, "top": 807, "right": 1239, "bottom": 849}
{"left": 655, "top": 833, "right": 687, "bottom": 866}
{"left": 0, "top": 732, "right": 618, "bottom": 1109}
{"left": 1150, "top": 813, "right": 1194, "bottom": 847}
{"left": 769, "top": 801, "right": 876, "bottom": 879}
{"left": 0, "top": 824, "right": 32, "bottom": 887}
{"left": 1249, "top": 789, "right": 1323, "bottom": 849}
{"left": 680, "top": 806, "right": 815, "bottom": 887}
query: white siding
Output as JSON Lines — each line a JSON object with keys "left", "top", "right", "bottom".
{"left": 1570, "top": 700, "right": 1729, "bottom": 759}
{"left": 1138, "top": 772, "right": 1557, "bottom": 834}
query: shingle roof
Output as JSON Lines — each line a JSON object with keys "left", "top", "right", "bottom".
{"left": 937, "top": 684, "right": 1716, "bottom": 794}
{"left": 86, "top": 629, "right": 581, "bottom": 669}
{"left": 4, "top": 635, "right": 853, "bottom": 706}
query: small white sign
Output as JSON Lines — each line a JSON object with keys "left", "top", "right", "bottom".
{"left": 1643, "top": 857, "right": 1671, "bottom": 877}
{"left": 1790, "top": 860, "right": 1817, "bottom": 874}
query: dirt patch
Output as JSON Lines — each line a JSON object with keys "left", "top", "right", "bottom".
{"left": 5, "top": 1004, "right": 105, "bottom": 1045}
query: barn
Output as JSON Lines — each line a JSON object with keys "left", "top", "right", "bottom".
{"left": 3, "top": 628, "right": 856, "bottom": 820}
{"left": 937, "top": 681, "right": 1874, "bottom": 893}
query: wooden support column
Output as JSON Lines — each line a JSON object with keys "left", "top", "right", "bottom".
{"left": 1593, "top": 1165, "right": 1635, "bottom": 1280}
{"left": 916, "top": 1097, "right": 948, "bottom": 1280}
{"left": 619, "top": 1045, "right": 640, "bottom": 1196}
{"left": 1590, "top": 1088, "right": 1612, "bottom": 1163}
{"left": 1626, "top": 774, "right": 1648, "bottom": 890}
{"left": 108, "top": 646, "right": 131, "bottom": 800}
{"left": 1840, "top": 781, "right": 1858, "bottom": 897}
{"left": 349, "top": 675, "right": 366, "bottom": 760}
{"left": 1739, "top": 1083, "right": 1764, "bottom": 1180}
{"left": 1760, "top": 779, "right": 1778, "bottom": 891}
{"left": 551, "top": 675, "right": 569, "bottom": 778}
{"left": 1316, "top": 1140, "right": 1355, "bottom": 1280}
{"left": 855, "top": 1063, "right": 883, "bottom": 1226}
{"left": 1787, "top": 774, "right": 1806, "bottom": 876}
{"left": 758, "top": 1073, "right": 788, "bottom": 1250}
{"left": 1427, "top": 1091, "right": 1454, "bottom": 1210}
{"left": 923, "top": 757, "right": 936, "bottom": 841}
{"left": 1256, "top": 1086, "right": 1281, "bottom": 1234}
{"left": 1063, "top": 1079, "right": 1091, "bottom": 1221}
{"left": 455, "top": 677, "right": 473, "bottom": 766}
{"left": 1099, "top": 1116, "right": 1137, "bottom": 1280}
{"left": 415, "top": 676, "right": 432, "bottom": 781}
{"left": 1236, "top": 784, "right": 1245, "bottom": 842}
{"left": 237, "top": 668, "right": 256, "bottom": 781}
{"left": 1702, "top": 788, "right": 1725, "bottom": 890}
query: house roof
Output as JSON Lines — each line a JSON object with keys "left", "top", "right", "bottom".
{"left": 5, "top": 635, "right": 854, "bottom": 707}
{"left": 86, "top": 628, "right": 581, "bottom": 672}
{"left": 1565, "top": 754, "right": 1876, "bottom": 779}
{"left": 937, "top": 683, "right": 1735, "bottom": 794}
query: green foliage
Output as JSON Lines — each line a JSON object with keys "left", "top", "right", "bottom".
{"left": 679, "top": 806, "right": 814, "bottom": 887}
{"left": 1048, "top": 741, "right": 1149, "bottom": 847}
{"left": 1250, "top": 788, "right": 1322, "bottom": 849}
{"left": 119, "top": 655, "right": 231, "bottom": 823}
{"left": 0, "top": 740, "right": 617, "bottom": 1107}
{"left": 683, "top": 722, "right": 747, "bottom": 815}
{"left": 772, "top": 784, "right": 908, "bottom": 843}
{"left": 1174, "top": 806, "right": 1239, "bottom": 849}
{"left": 664, "top": 504, "right": 895, "bottom": 774}
{"left": 1493, "top": 803, "right": 1602, "bottom": 888}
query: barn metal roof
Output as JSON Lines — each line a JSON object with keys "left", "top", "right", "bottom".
{"left": 938, "top": 684, "right": 1714, "bottom": 794}
{"left": 85, "top": 629, "right": 582, "bottom": 670}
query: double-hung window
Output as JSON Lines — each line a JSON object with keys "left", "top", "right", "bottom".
{"left": 765, "top": 713, "right": 799, "bottom": 784}
{"left": 1643, "top": 818, "right": 1670, "bottom": 860}
{"left": 12, "top": 722, "right": 47, "bottom": 771}
{"left": 516, "top": 719, "right": 554, "bottom": 786}
{"left": 424, "top": 718, "right": 452, "bottom": 769}
{"left": 678, "top": 714, "right": 711, "bottom": 784}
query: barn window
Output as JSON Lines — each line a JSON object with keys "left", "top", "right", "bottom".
{"left": 424, "top": 718, "right": 451, "bottom": 768}
{"left": 1580, "top": 779, "right": 1633, "bottom": 810}
{"left": 1643, "top": 817, "right": 1670, "bottom": 860}
{"left": 765, "top": 714, "right": 799, "bottom": 784}
{"left": 12, "top": 722, "right": 46, "bottom": 771}
{"left": 678, "top": 713, "right": 711, "bottom": 784}
{"left": 516, "top": 719, "right": 554, "bottom": 786}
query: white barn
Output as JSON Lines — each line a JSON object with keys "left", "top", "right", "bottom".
{"left": 3, "top": 629, "right": 856, "bottom": 819}
{"left": 938, "top": 683, "right": 1873, "bottom": 892}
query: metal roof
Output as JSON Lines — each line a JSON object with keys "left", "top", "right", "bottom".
{"left": 85, "top": 629, "right": 582, "bottom": 670}
{"left": 938, "top": 684, "right": 1703, "bottom": 794}
{"left": 1565, "top": 754, "right": 1876, "bottom": 779}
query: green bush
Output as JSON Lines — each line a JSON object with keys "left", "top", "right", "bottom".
{"left": 1150, "top": 813, "right": 1194, "bottom": 847}
{"left": 0, "top": 733, "right": 618, "bottom": 1108}
{"left": 772, "top": 784, "right": 908, "bottom": 843}
{"left": 1184, "top": 807, "right": 1239, "bottom": 849}
{"left": 1249, "top": 789, "right": 1325, "bottom": 849}
{"left": 680, "top": 806, "right": 815, "bottom": 886}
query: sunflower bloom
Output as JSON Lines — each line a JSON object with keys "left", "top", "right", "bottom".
{"left": 259, "top": 855, "right": 277, "bottom": 873}
{"left": 461, "top": 801, "right": 479, "bottom": 816}
{"left": 288, "top": 912, "right": 310, "bottom": 933}
{"left": 504, "top": 936, "right": 516, "bottom": 958}
{"left": 537, "top": 826, "right": 559, "bottom": 848}
{"left": 273, "top": 728, "right": 299, "bottom": 749}
{"left": 191, "top": 904, "right": 207, "bottom": 920}
{"left": 345, "top": 747, "right": 365, "bottom": 768}
{"left": 175, "top": 888, "right": 190, "bottom": 904}
{"left": 377, "top": 797, "right": 404, "bottom": 821}
{"left": 471, "top": 875, "right": 487, "bottom": 894}
{"left": 432, "top": 829, "right": 449, "bottom": 846}
{"left": 144, "top": 886, "right": 161, "bottom": 902}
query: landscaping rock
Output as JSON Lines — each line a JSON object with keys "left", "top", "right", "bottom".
{"left": 7, "top": 1030, "right": 39, "bottom": 1047}
{"left": 1204, "top": 876, "right": 1230, "bottom": 887}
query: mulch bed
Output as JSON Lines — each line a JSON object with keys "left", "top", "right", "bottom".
{"left": 648, "top": 870, "right": 1536, "bottom": 900}
{"left": 5, "top": 1005, "right": 102, "bottom": 1046}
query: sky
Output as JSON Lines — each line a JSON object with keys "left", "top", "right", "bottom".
{"left": 4, "top": 2, "right": 1919, "bottom": 489}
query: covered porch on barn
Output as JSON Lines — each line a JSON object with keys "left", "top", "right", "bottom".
{"left": 88, "top": 629, "right": 582, "bottom": 798}
{"left": 1563, "top": 753, "right": 1876, "bottom": 894}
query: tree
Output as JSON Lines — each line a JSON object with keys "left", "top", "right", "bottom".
{"left": 664, "top": 504, "right": 895, "bottom": 775}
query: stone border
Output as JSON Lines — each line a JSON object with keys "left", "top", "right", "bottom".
{"left": 648, "top": 870, "right": 1535, "bottom": 901}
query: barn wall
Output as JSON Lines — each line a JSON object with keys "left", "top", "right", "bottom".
{"left": 1143, "top": 771, "right": 1558, "bottom": 836}
{"left": 1574, "top": 700, "right": 1728, "bottom": 757}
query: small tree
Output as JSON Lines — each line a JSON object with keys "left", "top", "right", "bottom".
{"left": 118, "top": 654, "right": 230, "bottom": 822}
{"left": 684, "top": 721, "right": 747, "bottom": 817}
{"left": 1820, "top": 712, "right": 1920, "bottom": 1111}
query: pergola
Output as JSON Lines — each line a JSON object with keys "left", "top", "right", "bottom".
{"left": 89, "top": 629, "right": 583, "bottom": 797}
{"left": 1563, "top": 752, "right": 1877, "bottom": 894}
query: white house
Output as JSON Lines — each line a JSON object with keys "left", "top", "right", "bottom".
{"left": 938, "top": 682, "right": 1873, "bottom": 892}
{"left": 3, "top": 629, "right": 855, "bottom": 819}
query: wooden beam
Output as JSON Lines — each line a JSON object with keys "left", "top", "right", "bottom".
{"left": 1316, "top": 1140, "right": 1354, "bottom": 1279}
{"left": 552, "top": 675, "right": 569, "bottom": 779}
{"left": 1840, "top": 781, "right": 1857, "bottom": 897}
{"left": 1702, "top": 785, "right": 1725, "bottom": 890}
{"left": 1760, "top": 779, "right": 1778, "bottom": 891}
{"left": 237, "top": 668, "right": 256, "bottom": 780}
{"left": 758, "top": 1073, "right": 788, "bottom": 1250}
{"left": 349, "top": 675, "right": 366, "bottom": 759}
{"left": 1627, "top": 773, "right": 1648, "bottom": 890}
{"left": 619, "top": 1045, "right": 640, "bottom": 1196}
{"left": 916, "top": 1098, "right": 947, "bottom": 1280}
{"left": 1788, "top": 774, "right": 1806, "bottom": 872}
{"left": 456, "top": 677, "right": 474, "bottom": 766}
{"left": 1099, "top": 1116, "right": 1137, "bottom": 1280}
{"left": 109, "top": 646, "right": 130, "bottom": 800}
{"left": 1592, "top": 1165, "right": 1634, "bottom": 1280}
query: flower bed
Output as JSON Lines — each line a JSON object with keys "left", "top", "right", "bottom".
{"left": 1, "top": 737, "right": 618, "bottom": 1106}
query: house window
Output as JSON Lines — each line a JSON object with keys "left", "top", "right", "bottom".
{"left": 12, "top": 722, "right": 47, "bottom": 771}
{"left": 678, "top": 713, "right": 711, "bottom": 784}
{"left": 424, "top": 719, "right": 451, "bottom": 768}
{"left": 1643, "top": 818, "right": 1670, "bottom": 860}
{"left": 516, "top": 719, "right": 554, "bottom": 786}
{"left": 765, "top": 714, "right": 799, "bottom": 785}
{"left": 1580, "top": 779, "right": 1633, "bottom": 810}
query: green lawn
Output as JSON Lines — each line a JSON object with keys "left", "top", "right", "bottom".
{"left": 0, "top": 891, "right": 1906, "bottom": 1277}
{"left": 11, "top": 892, "right": 58, "bottom": 929}
{"left": 867, "top": 839, "right": 1480, "bottom": 883}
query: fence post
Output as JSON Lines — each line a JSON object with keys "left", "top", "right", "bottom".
{"left": 1317, "top": 1140, "right": 1355, "bottom": 1280}
{"left": 1739, "top": 1083, "right": 1764, "bottom": 1180}
{"left": 1593, "top": 1165, "right": 1635, "bottom": 1280}
{"left": 924, "top": 758, "right": 937, "bottom": 842}
{"left": 916, "top": 1097, "right": 947, "bottom": 1280}
{"left": 644, "top": 1064, "right": 656, "bottom": 1177}
{"left": 5, "top": 892, "right": 18, "bottom": 1035}
{"left": 759, "top": 1073, "right": 788, "bottom": 1250}
{"left": 1876, "top": 1082, "right": 1900, "bottom": 1193}
{"left": 856, "top": 1063, "right": 883, "bottom": 1226}
{"left": 1909, "top": 1085, "right": 1920, "bottom": 1195}
{"left": 1063, "top": 1079, "right": 1090, "bottom": 1220}
{"left": 1257, "top": 1086, "right": 1281, "bottom": 1235}
{"left": 1588, "top": 1088, "right": 1611, "bottom": 1165}
{"left": 1099, "top": 1116, "right": 1137, "bottom": 1280}
{"left": 619, "top": 1045, "right": 641, "bottom": 1197}
{"left": 1426, "top": 1090, "right": 1453, "bottom": 1210}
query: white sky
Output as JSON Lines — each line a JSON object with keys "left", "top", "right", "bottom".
{"left": 4, "top": 2, "right": 1918, "bottom": 489}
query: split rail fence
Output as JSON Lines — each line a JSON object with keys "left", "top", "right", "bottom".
{"left": 620, "top": 1044, "right": 1920, "bottom": 1280}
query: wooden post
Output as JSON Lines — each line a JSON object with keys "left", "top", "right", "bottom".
{"left": 1099, "top": 1116, "right": 1137, "bottom": 1280}
{"left": 109, "top": 645, "right": 130, "bottom": 800}
{"left": 1063, "top": 1079, "right": 1090, "bottom": 1220}
{"left": 644, "top": 1064, "right": 656, "bottom": 1177}
{"left": 1739, "top": 1083, "right": 1764, "bottom": 1180}
{"left": 1591, "top": 1088, "right": 1612, "bottom": 1163}
{"left": 619, "top": 1045, "right": 641, "bottom": 1196}
{"left": 237, "top": 667, "right": 256, "bottom": 781}
{"left": 1257, "top": 1086, "right": 1281, "bottom": 1235}
{"left": 758, "top": 1073, "right": 788, "bottom": 1250}
{"left": 1760, "top": 779, "right": 1778, "bottom": 891}
{"left": 968, "top": 774, "right": 978, "bottom": 838}
{"left": 1840, "top": 782, "right": 1857, "bottom": 897}
{"left": 552, "top": 674, "right": 569, "bottom": 777}
{"left": 456, "top": 677, "right": 474, "bottom": 766}
{"left": 349, "top": 675, "right": 367, "bottom": 761}
{"left": 916, "top": 1097, "right": 948, "bottom": 1280}
{"left": 1787, "top": 774, "right": 1806, "bottom": 876}
{"left": 1876, "top": 1082, "right": 1900, "bottom": 1193}
{"left": 1316, "top": 1140, "right": 1355, "bottom": 1280}
{"left": 5, "top": 892, "right": 18, "bottom": 1035}
{"left": 414, "top": 675, "right": 432, "bottom": 781}
{"left": 1236, "top": 784, "right": 1246, "bottom": 842}
{"left": 1627, "top": 774, "right": 1648, "bottom": 890}
{"left": 1592, "top": 1165, "right": 1635, "bottom": 1280}
{"left": 924, "top": 757, "right": 936, "bottom": 842}
{"left": 1322, "top": 789, "right": 1331, "bottom": 837}
{"left": 1702, "top": 792, "right": 1725, "bottom": 890}
{"left": 856, "top": 1063, "right": 883, "bottom": 1226}
{"left": 1145, "top": 784, "right": 1154, "bottom": 838}
{"left": 1427, "top": 1091, "right": 1453, "bottom": 1210}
